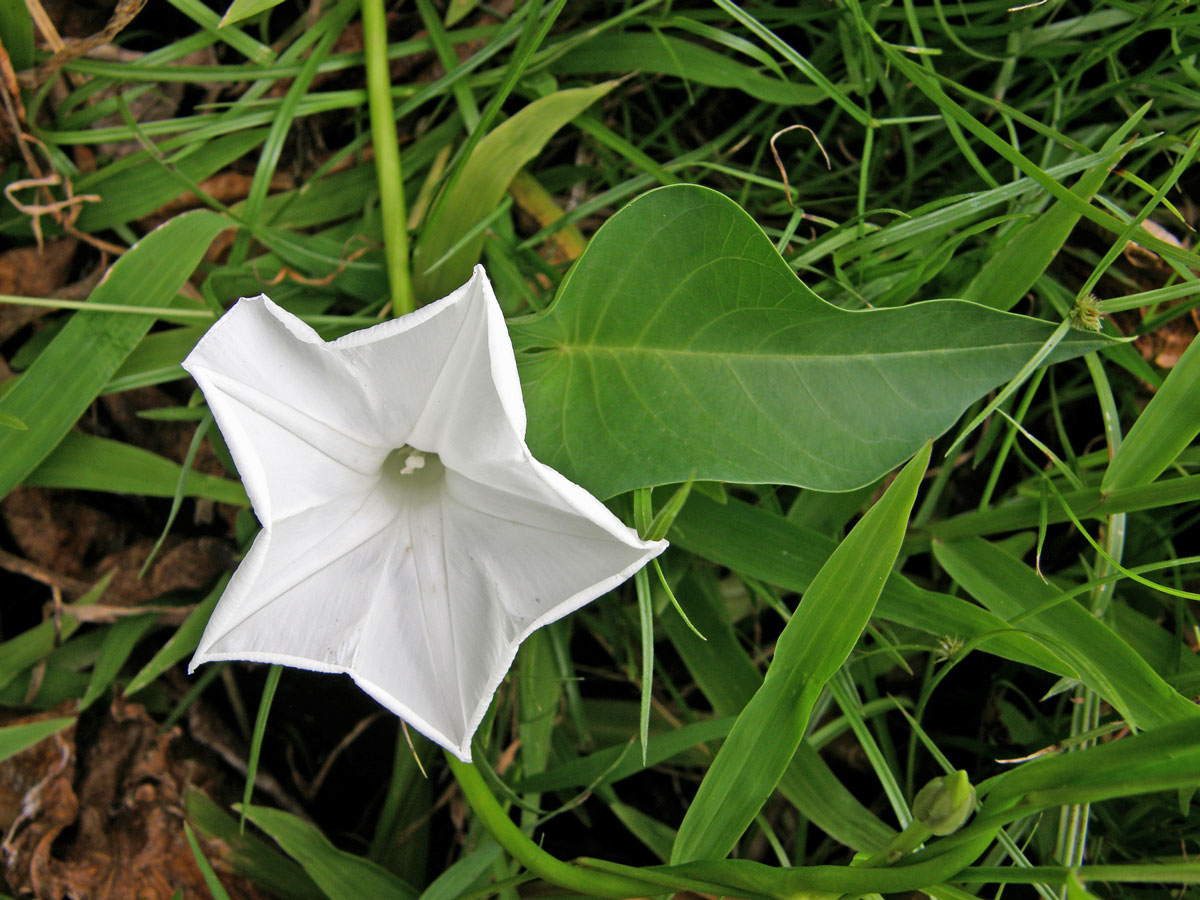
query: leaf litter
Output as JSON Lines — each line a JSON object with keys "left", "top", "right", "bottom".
{"left": 1, "top": 699, "right": 265, "bottom": 900}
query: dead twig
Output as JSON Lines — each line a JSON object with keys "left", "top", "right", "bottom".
{"left": 286, "top": 711, "right": 384, "bottom": 801}
{"left": 5, "top": 173, "right": 101, "bottom": 250}
{"left": 0, "top": 547, "right": 91, "bottom": 597}
{"left": 770, "top": 124, "right": 831, "bottom": 208}
{"left": 32, "top": 0, "right": 150, "bottom": 86}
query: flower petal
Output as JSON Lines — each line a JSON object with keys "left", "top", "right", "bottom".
{"left": 184, "top": 297, "right": 385, "bottom": 523}
{"left": 333, "top": 267, "right": 529, "bottom": 468}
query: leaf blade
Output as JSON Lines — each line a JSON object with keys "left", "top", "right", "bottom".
{"left": 0, "top": 210, "right": 231, "bottom": 498}
{"left": 0, "top": 717, "right": 75, "bottom": 765}
{"left": 241, "top": 805, "right": 419, "bottom": 900}
{"left": 1102, "top": 333, "right": 1200, "bottom": 493}
{"left": 25, "top": 432, "right": 247, "bottom": 505}
{"left": 933, "top": 537, "right": 1200, "bottom": 730}
{"left": 670, "top": 442, "right": 930, "bottom": 863}
{"left": 412, "top": 82, "right": 614, "bottom": 300}
{"left": 514, "top": 185, "right": 1110, "bottom": 499}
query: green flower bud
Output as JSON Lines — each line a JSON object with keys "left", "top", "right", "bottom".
{"left": 912, "top": 770, "right": 976, "bottom": 836}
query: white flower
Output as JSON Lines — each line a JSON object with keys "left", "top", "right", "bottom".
{"left": 183, "top": 266, "right": 666, "bottom": 761}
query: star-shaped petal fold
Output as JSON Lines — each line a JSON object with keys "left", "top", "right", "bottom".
{"left": 184, "top": 267, "right": 667, "bottom": 760}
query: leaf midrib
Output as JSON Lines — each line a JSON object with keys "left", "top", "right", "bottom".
{"left": 547, "top": 341, "right": 1057, "bottom": 362}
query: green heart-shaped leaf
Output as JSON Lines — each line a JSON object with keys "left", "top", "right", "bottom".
{"left": 513, "top": 185, "right": 1111, "bottom": 499}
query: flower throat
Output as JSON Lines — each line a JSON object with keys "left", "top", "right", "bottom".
{"left": 382, "top": 445, "right": 444, "bottom": 489}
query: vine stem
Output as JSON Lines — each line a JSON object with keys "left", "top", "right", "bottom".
{"left": 444, "top": 752, "right": 658, "bottom": 899}
{"left": 361, "top": 0, "right": 414, "bottom": 316}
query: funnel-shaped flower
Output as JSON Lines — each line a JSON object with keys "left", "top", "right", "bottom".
{"left": 184, "top": 267, "right": 666, "bottom": 761}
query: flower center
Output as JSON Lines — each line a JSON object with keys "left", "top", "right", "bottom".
{"left": 381, "top": 444, "right": 444, "bottom": 490}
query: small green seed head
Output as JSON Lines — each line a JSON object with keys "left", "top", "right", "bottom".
{"left": 1069, "top": 294, "right": 1103, "bottom": 332}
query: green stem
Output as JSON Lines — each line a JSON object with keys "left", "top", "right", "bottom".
{"left": 444, "top": 753, "right": 657, "bottom": 898}
{"left": 361, "top": 0, "right": 414, "bottom": 316}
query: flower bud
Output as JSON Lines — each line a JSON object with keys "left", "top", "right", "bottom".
{"left": 912, "top": 770, "right": 976, "bottom": 836}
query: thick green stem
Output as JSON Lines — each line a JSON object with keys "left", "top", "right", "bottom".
{"left": 444, "top": 753, "right": 657, "bottom": 899}
{"left": 361, "top": 0, "right": 413, "bottom": 316}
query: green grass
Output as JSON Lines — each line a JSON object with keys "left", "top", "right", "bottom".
{"left": 1, "top": 1, "right": 1199, "bottom": 898}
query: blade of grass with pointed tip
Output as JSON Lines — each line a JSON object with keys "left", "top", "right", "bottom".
{"left": 932, "top": 537, "right": 1200, "bottom": 730}
{"left": 961, "top": 134, "right": 1133, "bottom": 311}
{"left": 1102, "top": 333, "right": 1200, "bottom": 493}
{"left": 219, "top": 0, "right": 286, "bottom": 26}
{"left": 183, "top": 822, "right": 235, "bottom": 900}
{"left": 548, "top": 32, "right": 823, "bottom": 107}
{"left": 711, "top": 0, "right": 870, "bottom": 125}
{"left": 0, "top": 210, "right": 230, "bottom": 499}
{"left": 140, "top": 414, "right": 214, "bottom": 577}
{"left": 25, "top": 432, "right": 247, "bottom": 505}
{"left": 124, "top": 575, "right": 227, "bottom": 696}
{"left": 242, "top": 664, "right": 281, "bottom": 831}
{"left": 165, "top": 0, "right": 274, "bottom": 62}
{"left": 412, "top": 82, "right": 614, "bottom": 301}
{"left": 240, "top": 805, "right": 419, "bottom": 900}
{"left": 80, "top": 614, "right": 160, "bottom": 711}
{"left": 671, "top": 442, "right": 930, "bottom": 863}
{"left": 443, "top": 0, "right": 480, "bottom": 27}
{"left": 0, "top": 717, "right": 75, "bottom": 765}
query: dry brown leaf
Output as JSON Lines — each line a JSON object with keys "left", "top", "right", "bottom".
{"left": 92, "top": 537, "right": 233, "bottom": 606}
{"left": 1116, "top": 219, "right": 1199, "bottom": 369}
{"left": 1, "top": 699, "right": 265, "bottom": 900}
{"left": 2, "top": 488, "right": 232, "bottom": 605}
{"left": 1, "top": 488, "right": 114, "bottom": 585}
{"left": 1133, "top": 309, "right": 1199, "bottom": 369}
{"left": 0, "top": 237, "right": 77, "bottom": 297}
{"left": 0, "top": 238, "right": 78, "bottom": 342}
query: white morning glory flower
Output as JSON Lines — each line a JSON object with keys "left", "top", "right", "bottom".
{"left": 183, "top": 266, "right": 667, "bottom": 761}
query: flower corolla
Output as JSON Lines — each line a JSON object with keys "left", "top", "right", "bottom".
{"left": 184, "top": 267, "right": 666, "bottom": 760}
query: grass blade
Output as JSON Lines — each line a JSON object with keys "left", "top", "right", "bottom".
{"left": 241, "top": 664, "right": 282, "bottom": 831}
{"left": 0, "top": 210, "right": 230, "bottom": 498}
{"left": 671, "top": 442, "right": 930, "bottom": 863}
{"left": 79, "top": 614, "right": 160, "bottom": 711}
{"left": 0, "top": 716, "right": 75, "bottom": 764}
{"left": 412, "top": 82, "right": 614, "bottom": 300}
{"left": 1102, "top": 332, "right": 1200, "bottom": 494}
{"left": 240, "top": 804, "right": 419, "bottom": 900}
{"left": 933, "top": 537, "right": 1200, "bottom": 730}
{"left": 24, "top": 432, "right": 247, "bottom": 504}
{"left": 124, "top": 574, "right": 227, "bottom": 696}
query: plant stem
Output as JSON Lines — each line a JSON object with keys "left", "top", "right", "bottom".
{"left": 361, "top": 0, "right": 413, "bottom": 316}
{"left": 444, "top": 752, "right": 658, "bottom": 899}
